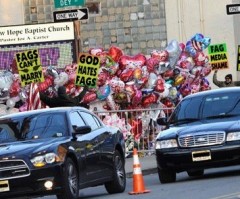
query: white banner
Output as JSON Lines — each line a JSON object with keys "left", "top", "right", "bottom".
{"left": 0, "top": 22, "right": 75, "bottom": 45}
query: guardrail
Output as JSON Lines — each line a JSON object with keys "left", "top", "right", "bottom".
{"left": 93, "top": 107, "right": 174, "bottom": 157}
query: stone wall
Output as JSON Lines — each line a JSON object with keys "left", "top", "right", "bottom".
{"left": 23, "top": 0, "right": 167, "bottom": 55}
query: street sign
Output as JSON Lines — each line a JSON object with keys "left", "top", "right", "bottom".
{"left": 53, "top": 8, "right": 88, "bottom": 22}
{"left": 54, "top": 0, "right": 85, "bottom": 8}
{"left": 226, "top": 4, "right": 240, "bottom": 15}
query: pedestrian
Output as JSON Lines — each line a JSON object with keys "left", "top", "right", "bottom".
{"left": 39, "top": 85, "right": 89, "bottom": 108}
{"left": 213, "top": 70, "right": 240, "bottom": 87}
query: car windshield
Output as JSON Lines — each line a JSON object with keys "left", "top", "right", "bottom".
{"left": 0, "top": 112, "right": 68, "bottom": 143}
{"left": 169, "top": 92, "right": 240, "bottom": 124}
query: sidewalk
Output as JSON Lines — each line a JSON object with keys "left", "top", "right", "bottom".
{"left": 125, "top": 154, "right": 157, "bottom": 178}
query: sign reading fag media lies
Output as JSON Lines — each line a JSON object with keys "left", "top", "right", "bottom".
{"left": 208, "top": 43, "right": 229, "bottom": 70}
{"left": 75, "top": 53, "right": 100, "bottom": 88}
{"left": 16, "top": 49, "right": 44, "bottom": 87}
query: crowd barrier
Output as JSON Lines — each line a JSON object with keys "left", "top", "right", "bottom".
{"left": 93, "top": 107, "right": 174, "bottom": 157}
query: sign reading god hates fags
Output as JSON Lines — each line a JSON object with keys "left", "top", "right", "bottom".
{"left": 75, "top": 53, "right": 100, "bottom": 88}
{"left": 16, "top": 49, "right": 44, "bottom": 87}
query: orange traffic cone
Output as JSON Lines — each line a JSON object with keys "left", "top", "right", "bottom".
{"left": 129, "top": 148, "right": 150, "bottom": 195}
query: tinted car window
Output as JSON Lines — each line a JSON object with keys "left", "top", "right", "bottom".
{"left": 0, "top": 113, "right": 67, "bottom": 143}
{"left": 26, "top": 114, "right": 67, "bottom": 138}
{"left": 69, "top": 111, "right": 86, "bottom": 127}
{"left": 80, "top": 112, "right": 100, "bottom": 130}
{"left": 170, "top": 97, "right": 203, "bottom": 123}
{"left": 170, "top": 92, "right": 240, "bottom": 124}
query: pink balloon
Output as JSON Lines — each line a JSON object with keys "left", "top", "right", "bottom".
{"left": 132, "top": 90, "right": 142, "bottom": 105}
{"left": 118, "top": 54, "right": 146, "bottom": 70}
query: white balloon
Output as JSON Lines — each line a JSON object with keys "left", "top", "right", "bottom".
{"left": 6, "top": 98, "right": 15, "bottom": 109}
{"left": 0, "top": 71, "right": 13, "bottom": 89}
{"left": 147, "top": 73, "right": 158, "bottom": 89}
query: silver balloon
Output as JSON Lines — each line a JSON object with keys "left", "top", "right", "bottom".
{"left": 147, "top": 73, "right": 157, "bottom": 89}
{"left": 165, "top": 40, "right": 181, "bottom": 68}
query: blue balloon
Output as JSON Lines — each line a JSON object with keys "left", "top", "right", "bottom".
{"left": 97, "top": 84, "right": 111, "bottom": 100}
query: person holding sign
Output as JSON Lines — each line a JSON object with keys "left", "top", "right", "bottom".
{"left": 39, "top": 86, "right": 89, "bottom": 108}
{"left": 213, "top": 70, "right": 240, "bottom": 87}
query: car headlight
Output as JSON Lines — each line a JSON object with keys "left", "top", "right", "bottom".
{"left": 227, "top": 132, "right": 240, "bottom": 141}
{"left": 31, "top": 153, "right": 59, "bottom": 167}
{"left": 155, "top": 139, "right": 178, "bottom": 149}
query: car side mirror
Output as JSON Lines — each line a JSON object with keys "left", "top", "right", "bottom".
{"left": 72, "top": 125, "right": 92, "bottom": 140}
{"left": 74, "top": 125, "right": 91, "bottom": 135}
{"left": 157, "top": 117, "right": 168, "bottom": 125}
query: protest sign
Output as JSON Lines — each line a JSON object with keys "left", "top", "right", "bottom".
{"left": 16, "top": 49, "right": 44, "bottom": 86}
{"left": 75, "top": 53, "right": 100, "bottom": 88}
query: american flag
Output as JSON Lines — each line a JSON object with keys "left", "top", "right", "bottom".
{"left": 27, "top": 83, "right": 46, "bottom": 110}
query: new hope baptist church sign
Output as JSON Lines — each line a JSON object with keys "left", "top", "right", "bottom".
{"left": 0, "top": 22, "right": 74, "bottom": 45}
{"left": 0, "top": 22, "right": 75, "bottom": 71}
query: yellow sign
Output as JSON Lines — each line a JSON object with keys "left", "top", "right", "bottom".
{"left": 75, "top": 53, "right": 100, "bottom": 88}
{"left": 237, "top": 45, "right": 240, "bottom": 71}
{"left": 208, "top": 43, "right": 229, "bottom": 70}
{"left": 15, "top": 49, "right": 44, "bottom": 87}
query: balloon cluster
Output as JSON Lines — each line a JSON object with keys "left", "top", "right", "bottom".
{"left": 85, "top": 33, "right": 212, "bottom": 113}
{"left": 0, "top": 33, "right": 212, "bottom": 118}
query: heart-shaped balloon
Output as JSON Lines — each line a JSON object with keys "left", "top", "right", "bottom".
{"left": 151, "top": 50, "right": 169, "bottom": 62}
{"left": 119, "top": 69, "right": 134, "bottom": 82}
{"left": 64, "top": 63, "right": 77, "bottom": 83}
{"left": 146, "top": 57, "right": 159, "bottom": 72}
{"left": 9, "top": 80, "right": 21, "bottom": 97}
{"left": 179, "top": 83, "right": 191, "bottom": 97}
{"left": 125, "top": 84, "right": 136, "bottom": 99}
{"left": 108, "top": 46, "right": 124, "bottom": 62}
{"left": 130, "top": 119, "right": 142, "bottom": 140}
{"left": 97, "top": 71, "right": 109, "bottom": 86}
{"left": 142, "top": 93, "right": 158, "bottom": 108}
{"left": 38, "top": 76, "right": 54, "bottom": 92}
{"left": 118, "top": 54, "right": 146, "bottom": 70}
{"left": 194, "top": 51, "right": 208, "bottom": 66}
{"left": 154, "top": 78, "right": 165, "bottom": 93}
{"left": 82, "top": 91, "right": 97, "bottom": 104}
{"left": 109, "top": 78, "right": 125, "bottom": 93}
{"left": 163, "top": 69, "right": 174, "bottom": 80}
{"left": 132, "top": 89, "right": 142, "bottom": 105}
{"left": 201, "top": 63, "right": 212, "bottom": 77}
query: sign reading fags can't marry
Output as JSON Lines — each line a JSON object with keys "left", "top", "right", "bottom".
{"left": 16, "top": 49, "right": 44, "bottom": 87}
{"left": 75, "top": 53, "right": 100, "bottom": 88}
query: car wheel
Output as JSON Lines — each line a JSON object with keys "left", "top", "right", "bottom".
{"left": 57, "top": 158, "right": 79, "bottom": 199}
{"left": 158, "top": 168, "right": 176, "bottom": 183}
{"left": 187, "top": 169, "right": 204, "bottom": 177}
{"left": 105, "top": 150, "right": 126, "bottom": 194}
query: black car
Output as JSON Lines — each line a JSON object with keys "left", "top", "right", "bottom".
{"left": 0, "top": 107, "right": 126, "bottom": 198}
{"left": 155, "top": 87, "right": 240, "bottom": 183}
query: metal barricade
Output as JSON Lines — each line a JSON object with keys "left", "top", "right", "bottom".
{"left": 93, "top": 107, "right": 174, "bottom": 157}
